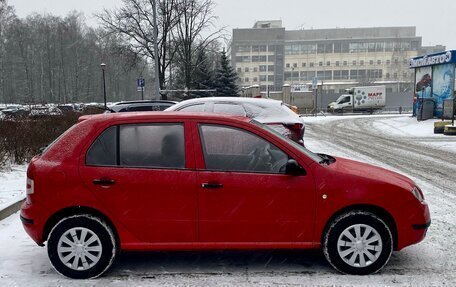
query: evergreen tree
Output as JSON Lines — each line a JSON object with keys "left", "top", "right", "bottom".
{"left": 213, "top": 49, "right": 239, "bottom": 97}
{"left": 192, "top": 49, "right": 215, "bottom": 97}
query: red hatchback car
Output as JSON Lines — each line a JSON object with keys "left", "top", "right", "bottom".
{"left": 20, "top": 112, "right": 430, "bottom": 279}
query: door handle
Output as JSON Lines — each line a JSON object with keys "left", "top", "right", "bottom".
{"left": 201, "top": 183, "right": 223, "bottom": 189}
{"left": 93, "top": 178, "right": 116, "bottom": 186}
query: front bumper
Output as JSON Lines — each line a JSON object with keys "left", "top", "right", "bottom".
{"left": 396, "top": 201, "right": 431, "bottom": 250}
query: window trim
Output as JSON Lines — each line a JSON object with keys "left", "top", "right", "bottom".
{"left": 197, "top": 123, "right": 290, "bottom": 175}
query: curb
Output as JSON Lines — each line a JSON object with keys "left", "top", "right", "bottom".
{"left": 0, "top": 198, "right": 25, "bottom": 221}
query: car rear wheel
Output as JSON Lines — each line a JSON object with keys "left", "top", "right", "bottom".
{"left": 323, "top": 211, "right": 393, "bottom": 275}
{"left": 47, "top": 214, "right": 117, "bottom": 279}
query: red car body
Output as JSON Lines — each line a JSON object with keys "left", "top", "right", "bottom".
{"left": 20, "top": 112, "right": 430, "bottom": 277}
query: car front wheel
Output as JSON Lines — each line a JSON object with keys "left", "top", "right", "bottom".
{"left": 47, "top": 214, "right": 117, "bottom": 279}
{"left": 323, "top": 211, "right": 393, "bottom": 275}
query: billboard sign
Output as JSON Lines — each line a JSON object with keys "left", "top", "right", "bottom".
{"left": 409, "top": 50, "right": 456, "bottom": 68}
{"left": 432, "top": 63, "right": 455, "bottom": 116}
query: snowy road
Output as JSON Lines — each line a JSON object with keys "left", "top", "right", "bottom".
{"left": 1, "top": 115, "right": 456, "bottom": 286}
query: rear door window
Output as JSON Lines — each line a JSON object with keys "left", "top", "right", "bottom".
{"left": 86, "top": 123, "right": 185, "bottom": 169}
{"left": 119, "top": 124, "right": 185, "bottom": 168}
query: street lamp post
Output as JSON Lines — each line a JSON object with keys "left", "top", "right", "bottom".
{"left": 101, "top": 63, "right": 107, "bottom": 110}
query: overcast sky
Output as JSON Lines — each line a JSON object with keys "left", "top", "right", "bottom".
{"left": 9, "top": 0, "right": 456, "bottom": 49}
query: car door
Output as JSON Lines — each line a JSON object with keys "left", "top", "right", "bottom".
{"left": 194, "top": 121, "right": 316, "bottom": 243}
{"left": 79, "top": 120, "right": 197, "bottom": 243}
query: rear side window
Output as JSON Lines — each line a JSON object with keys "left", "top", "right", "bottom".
{"left": 128, "top": 105, "right": 153, "bottom": 112}
{"left": 86, "top": 123, "right": 185, "bottom": 169}
{"left": 213, "top": 103, "right": 246, "bottom": 116}
{"left": 120, "top": 124, "right": 185, "bottom": 168}
{"left": 178, "top": 104, "right": 205, "bottom": 112}
{"left": 86, "top": 126, "right": 117, "bottom": 166}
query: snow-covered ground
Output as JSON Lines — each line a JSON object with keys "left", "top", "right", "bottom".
{"left": 0, "top": 114, "right": 455, "bottom": 286}
{"left": 0, "top": 165, "right": 26, "bottom": 211}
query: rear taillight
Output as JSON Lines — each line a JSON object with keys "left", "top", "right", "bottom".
{"left": 26, "top": 178, "right": 34, "bottom": 195}
{"left": 284, "top": 123, "right": 303, "bottom": 131}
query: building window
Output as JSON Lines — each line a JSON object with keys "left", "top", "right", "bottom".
{"left": 302, "top": 63, "right": 306, "bottom": 67}
{"left": 259, "top": 75, "right": 266, "bottom": 81}
{"left": 252, "top": 45, "right": 267, "bottom": 52}
{"left": 369, "top": 60, "right": 374, "bottom": 65}
{"left": 385, "top": 73, "right": 390, "bottom": 79}
{"left": 300, "top": 71, "right": 316, "bottom": 81}
{"left": 343, "top": 61, "right": 348, "bottom": 66}
{"left": 286, "top": 63, "right": 290, "bottom": 68}
{"left": 293, "top": 63, "right": 297, "bottom": 68}
{"left": 368, "top": 43, "right": 376, "bottom": 52}
{"left": 237, "top": 45, "right": 251, "bottom": 52}
{"left": 377, "top": 60, "right": 382, "bottom": 65}
{"left": 300, "top": 44, "right": 316, "bottom": 54}
{"left": 360, "top": 60, "right": 364, "bottom": 66}
{"left": 253, "top": 67, "right": 258, "bottom": 72}
{"left": 310, "top": 62, "right": 314, "bottom": 67}
{"left": 268, "top": 75, "right": 274, "bottom": 82}
{"left": 393, "top": 73, "right": 398, "bottom": 79}
{"left": 253, "top": 77, "right": 258, "bottom": 82}
{"left": 259, "top": 65, "right": 267, "bottom": 72}
{"left": 245, "top": 77, "right": 249, "bottom": 82}
{"left": 386, "top": 60, "right": 391, "bottom": 65}
{"left": 252, "top": 55, "right": 267, "bottom": 62}
{"left": 237, "top": 68, "right": 241, "bottom": 73}
{"left": 245, "top": 67, "right": 249, "bottom": 72}
{"left": 352, "top": 60, "right": 357, "bottom": 66}
{"left": 319, "top": 62, "right": 323, "bottom": 66}
{"left": 335, "top": 61, "right": 340, "bottom": 66}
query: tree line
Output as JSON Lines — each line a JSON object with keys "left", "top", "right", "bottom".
{"left": 0, "top": 0, "right": 239, "bottom": 104}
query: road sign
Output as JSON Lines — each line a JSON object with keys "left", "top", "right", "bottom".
{"left": 137, "top": 78, "right": 145, "bottom": 88}
{"left": 312, "top": 77, "right": 318, "bottom": 90}
{"left": 137, "top": 87, "right": 144, "bottom": 92}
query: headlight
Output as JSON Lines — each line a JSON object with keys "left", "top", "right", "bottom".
{"left": 411, "top": 186, "right": 424, "bottom": 202}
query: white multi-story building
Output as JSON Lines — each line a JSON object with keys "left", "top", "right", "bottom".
{"left": 231, "top": 20, "right": 445, "bottom": 93}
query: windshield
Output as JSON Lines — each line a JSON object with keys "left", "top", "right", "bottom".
{"left": 251, "top": 120, "right": 323, "bottom": 163}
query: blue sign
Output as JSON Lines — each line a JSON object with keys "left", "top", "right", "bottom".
{"left": 409, "top": 50, "right": 456, "bottom": 69}
{"left": 137, "top": 78, "right": 145, "bottom": 87}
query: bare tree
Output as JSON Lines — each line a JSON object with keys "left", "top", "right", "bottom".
{"left": 173, "top": 0, "right": 223, "bottom": 89}
{"left": 96, "top": 0, "right": 180, "bottom": 89}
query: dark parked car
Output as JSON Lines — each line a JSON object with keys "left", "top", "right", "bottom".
{"left": 109, "top": 100, "right": 178, "bottom": 112}
{"left": 21, "top": 112, "right": 430, "bottom": 279}
{"left": 166, "top": 97, "right": 306, "bottom": 145}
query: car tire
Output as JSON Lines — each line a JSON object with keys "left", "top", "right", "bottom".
{"left": 323, "top": 210, "right": 393, "bottom": 275}
{"left": 47, "top": 214, "right": 117, "bottom": 279}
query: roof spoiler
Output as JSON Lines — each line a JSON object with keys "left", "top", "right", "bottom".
{"left": 78, "top": 115, "right": 95, "bottom": 122}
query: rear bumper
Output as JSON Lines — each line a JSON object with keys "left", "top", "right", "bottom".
{"left": 20, "top": 201, "right": 45, "bottom": 246}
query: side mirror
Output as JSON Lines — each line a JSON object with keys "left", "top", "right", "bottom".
{"left": 285, "top": 159, "right": 306, "bottom": 176}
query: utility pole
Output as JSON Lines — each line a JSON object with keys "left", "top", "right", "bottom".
{"left": 150, "top": 0, "right": 161, "bottom": 100}
{"left": 101, "top": 63, "right": 107, "bottom": 110}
